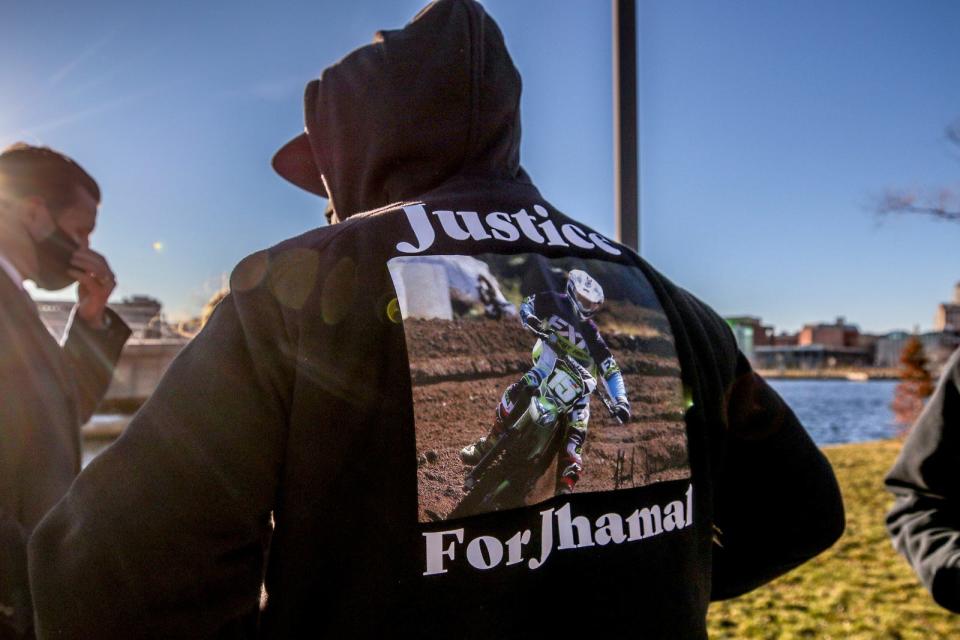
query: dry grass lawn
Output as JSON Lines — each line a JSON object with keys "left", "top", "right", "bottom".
{"left": 708, "top": 440, "right": 960, "bottom": 639}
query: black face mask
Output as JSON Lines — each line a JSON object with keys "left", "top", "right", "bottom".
{"left": 32, "top": 226, "right": 80, "bottom": 291}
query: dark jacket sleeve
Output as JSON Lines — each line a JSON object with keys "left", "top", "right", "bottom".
{"left": 60, "top": 305, "right": 131, "bottom": 423}
{"left": 28, "top": 257, "right": 294, "bottom": 638}
{"left": 0, "top": 341, "right": 32, "bottom": 639}
{"left": 885, "top": 347, "right": 960, "bottom": 612}
{"left": 710, "top": 343, "right": 845, "bottom": 599}
{"left": 0, "top": 510, "right": 30, "bottom": 639}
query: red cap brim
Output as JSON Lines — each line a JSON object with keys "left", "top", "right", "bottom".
{"left": 272, "top": 132, "right": 328, "bottom": 197}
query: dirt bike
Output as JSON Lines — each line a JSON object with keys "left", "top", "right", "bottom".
{"left": 449, "top": 323, "right": 623, "bottom": 519}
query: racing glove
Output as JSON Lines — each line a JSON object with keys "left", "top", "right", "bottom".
{"left": 523, "top": 315, "right": 554, "bottom": 343}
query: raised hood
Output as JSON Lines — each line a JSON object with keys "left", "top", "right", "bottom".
{"left": 273, "top": 0, "right": 528, "bottom": 221}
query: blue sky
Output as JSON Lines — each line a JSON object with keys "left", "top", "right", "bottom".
{"left": 1, "top": 0, "right": 957, "bottom": 333}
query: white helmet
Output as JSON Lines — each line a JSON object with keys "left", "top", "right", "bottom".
{"left": 566, "top": 269, "right": 604, "bottom": 319}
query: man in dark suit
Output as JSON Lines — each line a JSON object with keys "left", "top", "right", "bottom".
{"left": 0, "top": 144, "right": 130, "bottom": 638}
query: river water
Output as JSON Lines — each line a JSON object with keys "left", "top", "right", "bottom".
{"left": 768, "top": 379, "right": 899, "bottom": 446}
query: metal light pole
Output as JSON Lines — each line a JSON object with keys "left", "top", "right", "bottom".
{"left": 613, "top": 0, "right": 639, "bottom": 253}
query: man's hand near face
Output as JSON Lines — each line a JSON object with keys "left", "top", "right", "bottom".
{"left": 68, "top": 248, "right": 116, "bottom": 329}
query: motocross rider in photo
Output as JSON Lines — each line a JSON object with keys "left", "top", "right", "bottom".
{"left": 460, "top": 269, "right": 632, "bottom": 494}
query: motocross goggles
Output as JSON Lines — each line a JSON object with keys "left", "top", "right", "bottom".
{"left": 573, "top": 290, "right": 601, "bottom": 317}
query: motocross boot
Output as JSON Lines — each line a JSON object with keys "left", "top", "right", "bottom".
{"left": 460, "top": 378, "right": 535, "bottom": 465}
{"left": 460, "top": 405, "right": 507, "bottom": 465}
{"left": 557, "top": 428, "right": 586, "bottom": 494}
{"left": 459, "top": 433, "right": 501, "bottom": 465}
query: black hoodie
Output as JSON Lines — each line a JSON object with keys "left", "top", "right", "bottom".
{"left": 28, "top": 2, "right": 844, "bottom": 638}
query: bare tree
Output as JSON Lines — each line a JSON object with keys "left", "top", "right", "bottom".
{"left": 877, "top": 118, "right": 960, "bottom": 223}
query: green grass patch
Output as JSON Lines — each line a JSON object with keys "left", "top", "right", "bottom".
{"left": 708, "top": 439, "right": 960, "bottom": 639}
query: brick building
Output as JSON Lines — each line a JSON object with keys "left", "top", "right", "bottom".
{"left": 753, "top": 317, "right": 872, "bottom": 370}
{"left": 772, "top": 332, "right": 799, "bottom": 347}
{"left": 798, "top": 317, "right": 860, "bottom": 348}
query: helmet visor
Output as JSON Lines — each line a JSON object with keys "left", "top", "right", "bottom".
{"left": 575, "top": 291, "right": 601, "bottom": 317}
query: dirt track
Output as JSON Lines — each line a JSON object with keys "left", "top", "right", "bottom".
{"left": 407, "top": 304, "right": 690, "bottom": 523}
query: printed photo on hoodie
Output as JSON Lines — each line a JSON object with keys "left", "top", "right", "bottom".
{"left": 387, "top": 253, "right": 689, "bottom": 523}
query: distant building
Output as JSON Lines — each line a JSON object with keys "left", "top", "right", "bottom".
{"left": 872, "top": 282, "right": 960, "bottom": 373}
{"left": 36, "top": 295, "right": 176, "bottom": 340}
{"left": 727, "top": 317, "right": 773, "bottom": 345}
{"left": 725, "top": 300, "right": 960, "bottom": 373}
{"left": 934, "top": 282, "right": 960, "bottom": 331}
{"left": 772, "top": 332, "right": 799, "bottom": 347}
{"left": 798, "top": 317, "right": 860, "bottom": 348}
{"left": 751, "top": 316, "right": 872, "bottom": 370}
{"left": 726, "top": 316, "right": 774, "bottom": 360}
{"left": 875, "top": 330, "right": 960, "bottom": 371}
{"left": 725, "top": 316, "right": 821, "bottom": 365}
{"left": 33, "top": 294, "right": 192, "bottom": 409}
{"left": 754, "top": 344, "right": 874, "bottom": 371}
{"left": 724, "top": 283, "right": 960, "bottom": 372}
{"left": 114, "top": 295, "right": 167, "bottom": 338}
{"left": 855, "top": 333, "right": 881, "bottom": 364}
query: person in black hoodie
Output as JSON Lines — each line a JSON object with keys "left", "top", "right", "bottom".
{"left": 28, "top": 1, "right": 844, "bottom": 638}
{"left": 886, "top": 347, "right": 960, "bottom": 612}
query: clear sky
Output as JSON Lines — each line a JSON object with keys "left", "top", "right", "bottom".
{"left": 1, "top": 0, "right": 957, "bottom": 333}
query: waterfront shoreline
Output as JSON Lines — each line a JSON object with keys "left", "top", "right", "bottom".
{"left": 758, "top": 368, "right": 898, "bottom": 381}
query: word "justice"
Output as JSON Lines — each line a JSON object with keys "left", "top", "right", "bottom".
{"left": 396, "top": 204, "right": 623, "bottom": 256}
